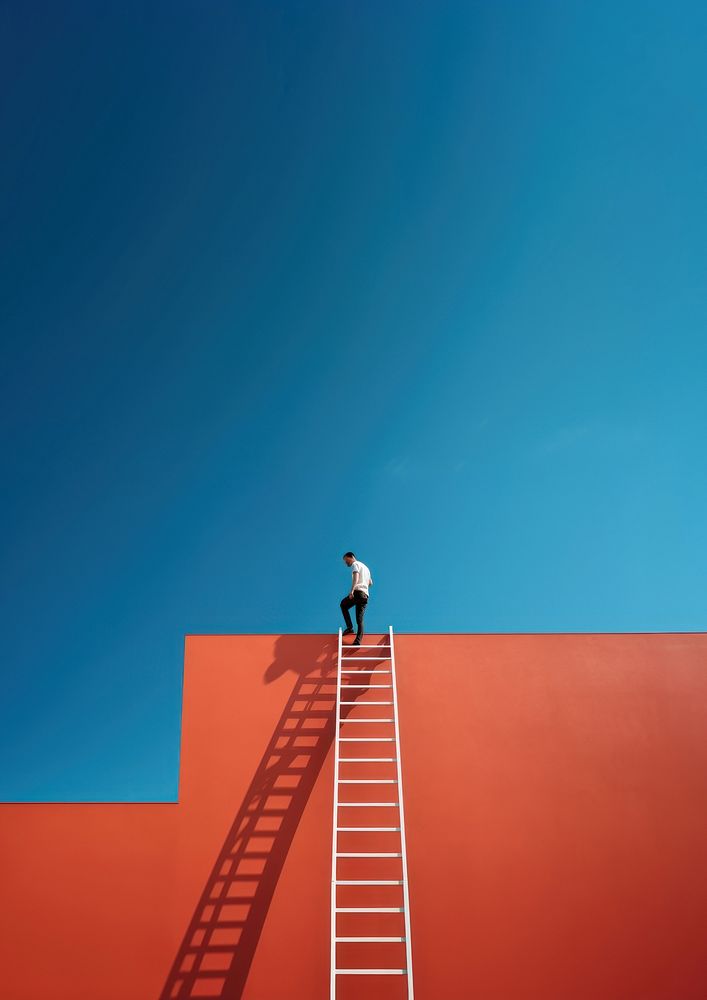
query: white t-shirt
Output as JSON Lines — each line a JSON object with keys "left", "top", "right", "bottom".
{"left": 351, "top": 560, "right": 372, "bottom": 595}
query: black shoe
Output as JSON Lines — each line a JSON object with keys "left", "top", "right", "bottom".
{"left": 343, "top": 628, "right": 354, "bottom": 636}
{"left": 353, "top": 637, "right": 362, "bottom": 646}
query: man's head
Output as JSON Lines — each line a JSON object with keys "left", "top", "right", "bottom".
{"left": 343, "top": 551, "right": 356, "bottom": 567}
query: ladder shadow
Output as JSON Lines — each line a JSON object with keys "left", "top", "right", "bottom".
{"left": 159, "top": 636, "right": 382, "bottom": 1000}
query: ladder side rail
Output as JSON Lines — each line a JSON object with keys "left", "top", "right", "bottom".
{"left": 390, "top": 625, "right": 415, "bottom": 997}
{"left": 330, "top": 627, "right": 343, "bottom": 999}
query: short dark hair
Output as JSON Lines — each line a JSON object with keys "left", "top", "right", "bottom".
{"left": 343, "top": 551, "right": 355, "bottom": 559}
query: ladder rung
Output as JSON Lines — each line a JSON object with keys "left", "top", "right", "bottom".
{"left": 342, "top": 645, "right": 391, "bottom": 648}
{"left": 336, "top": 827, "right": 401, "bottom": 832}
{"left": 342, "top": 718, "right": 394, "bottom": 723}
{"left": 335, "top": 907, "right": 405, "bottom": 913}
{"left": 338, "top": 802, "right": 399, "bottom": 807}
{"left": 341, "top": 656, "right": 392, "bottom": 661}
{"left": 339, "top": 737, "right": 396, "bottom": 742}
{"left": 344, "top": 685, "right": 392, "bottom": 689}
{"left": 340, "top": 701, "right": 392, "bottom": 705}
{"left": 335, "top": 969, "right": 407, "bottom": 975}
{"left": 336, "top": 880, "right": 403, "bottom": 885}
{"left": 336, "top": 853, "right": 402, "bottom": 857}
{"left": 340, "top": 757, "right": 396, "bottom": 762}
{"left": 336, "top": 936, "right": 405, "bottom": 942}
{"left": 338, "top": 779, "right": 397, "bottom": 784}
{"left": 341, "top": 669, "right": 391, "bottom": 673}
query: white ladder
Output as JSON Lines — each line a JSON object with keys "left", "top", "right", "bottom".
{"left": 330, "top": 625, "right": 414, "bottom": 996}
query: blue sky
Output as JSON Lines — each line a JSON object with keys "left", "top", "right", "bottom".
{"left": 2, "top": 2, "right": 706, "bottom": 801}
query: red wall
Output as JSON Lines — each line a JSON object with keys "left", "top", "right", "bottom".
{"left": 1, "top": 633, "right": 706, "bottom": 999}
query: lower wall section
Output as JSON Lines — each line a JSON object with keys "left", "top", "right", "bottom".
{"left": 1, "top": 633, "right": 706, "bottom": 999}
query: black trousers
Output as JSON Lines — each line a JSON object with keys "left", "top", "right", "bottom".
{"left": 340, "top": 590, "right": 368, "bottom": 637}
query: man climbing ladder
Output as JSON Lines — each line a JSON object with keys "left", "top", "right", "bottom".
{"left": 340, "top": 551, "right": 373, "bottom": 646}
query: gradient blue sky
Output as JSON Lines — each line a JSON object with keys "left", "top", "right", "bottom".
{"left": 2, "top": 2, "right": 706, "bottom": 801}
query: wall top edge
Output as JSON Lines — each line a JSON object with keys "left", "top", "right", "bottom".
{"left": 0, "top": 800, "right": 180, "bottom": 806}
{"left": 183, "top": 631, "right": 707, "bottom": 637}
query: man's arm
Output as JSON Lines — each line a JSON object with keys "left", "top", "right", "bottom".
{"left": 349, "top": 569, "right": 359, "bottom": 598}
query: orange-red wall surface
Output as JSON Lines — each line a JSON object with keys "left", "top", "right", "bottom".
{"left": 1, "top": 633, "right": 706, "bottom": 999}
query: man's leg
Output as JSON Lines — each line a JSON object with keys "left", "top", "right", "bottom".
{"left": 340, "top": 595, "right": 355, "bottom": 632}
{"left": 354, "top": 592, "right": 368, "bottom": 642}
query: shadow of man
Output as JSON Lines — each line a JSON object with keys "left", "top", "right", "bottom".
{"left": 160, "top": 634, "right": 363, "bottom": 1000}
